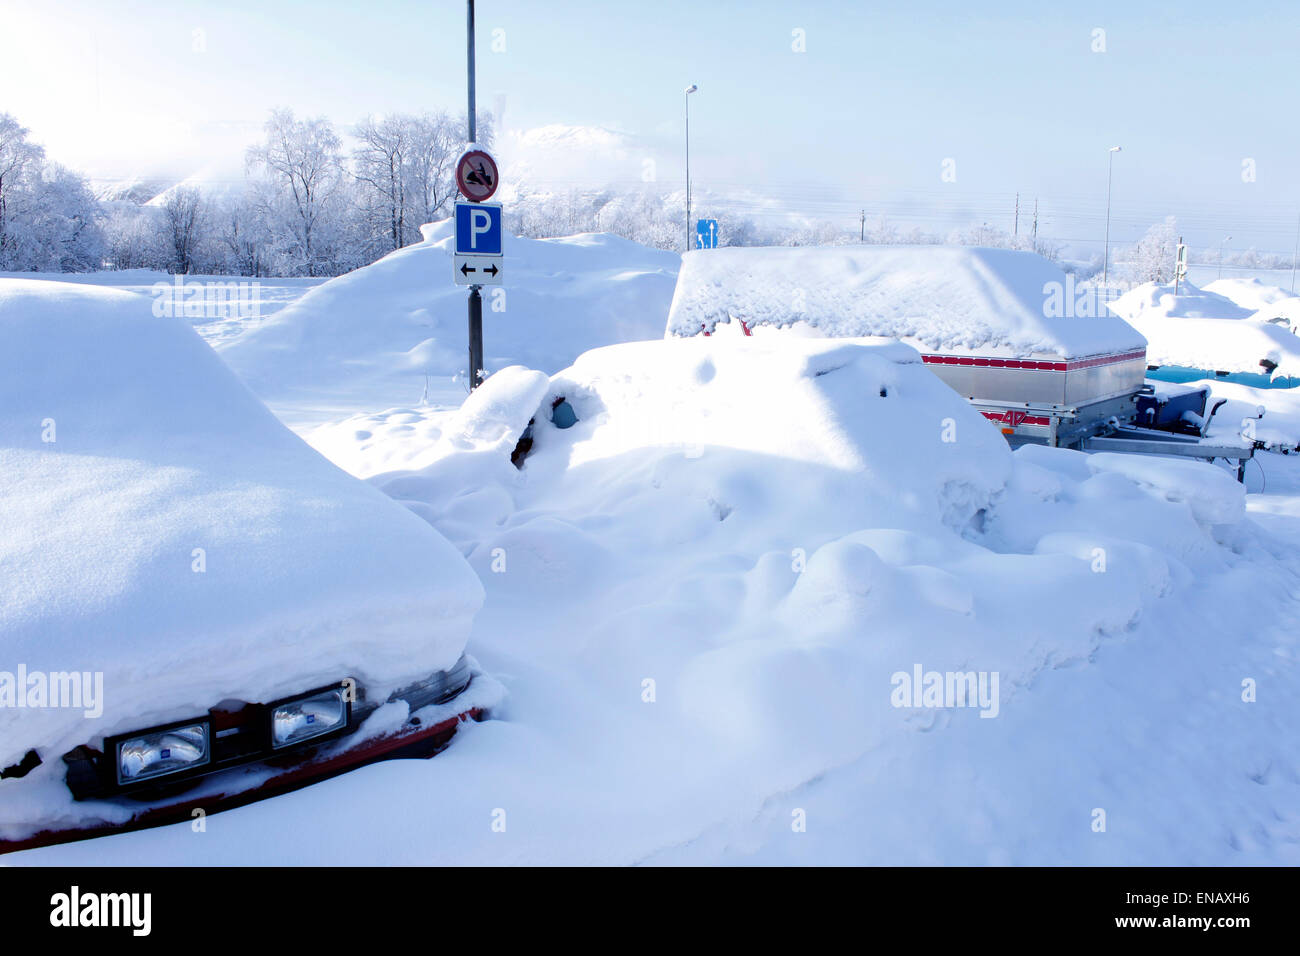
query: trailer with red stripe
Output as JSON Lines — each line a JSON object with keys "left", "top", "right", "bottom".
{"left": 666, "top": 245, "right": 1256, "bottom": 479}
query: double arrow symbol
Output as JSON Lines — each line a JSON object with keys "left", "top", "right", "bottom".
{"left": 460, "top": 261, "right": 500, "bottom": 277}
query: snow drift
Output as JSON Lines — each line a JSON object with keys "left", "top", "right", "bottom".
{"left": 665, "top": 245, "right": 1145, "bottom": 359}
{"left": 186, "top": 332, "right": 1293, "bottom": 867}
{"left": 1204, "top": 277, "right": 1300, "bottom": 316}
{"left": 10, "top": 327, "right": 1298, "bottom": 865}
{"left": 216, "top": 220, "right": 679, "bottom": 418}
{"left": 1109, "top": 279, "right": 1300, "bottom": 376}
{"left": 0, "top": 279, "right": 484, "bottom": 787}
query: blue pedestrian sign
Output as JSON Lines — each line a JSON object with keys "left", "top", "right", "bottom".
{"left": 455, "top": 202, "right": 503, "bottom": 256}
{"left": 695, "top": 218, "right": 718, "bottom": 250}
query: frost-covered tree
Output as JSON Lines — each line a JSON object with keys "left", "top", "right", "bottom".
{"left": 161, "top": 186, "right": 205, "bottom": 274}
{"left": 0, "top": 114, "right": 46, "bottom": 269}
{"left": 3, "top": 161, "right": 104, "bottom": 272}
{"left": 352, "top": 115, "right": 411, "bottom": 255}
{"left": 104, "top": 204, "right": 163, "bottom": 270}
{"left": 403, "top": 112, "right": 459, "bottom": 231}
{"left": 211, "top": 192, "right": 269, "bottom": 277}
{"left": 1126, "top": 216, "right": 1178, "bottom": 283}
{"left": 246, "top": 109, "right": 347, "bottom": 276}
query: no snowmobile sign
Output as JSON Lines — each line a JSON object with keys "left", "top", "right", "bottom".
{"left": 456, "top": 149, "right": 499, "bottom": 202}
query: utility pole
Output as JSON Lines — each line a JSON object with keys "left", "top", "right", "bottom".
{"left": 684, "top": 84, "right": 697, "bottom": 253}
{"left": 1292, "top": 212, "right": 1299, "bottom": 294}
{"left": 860, "top": 209, "right": 866, "bottom": 242}
{"left": 1014, "top": 192, "right": 1019, "bottom": 237}
{"left": 1032, "top": 198, "right": 1038, "bottom": 245}
{"left": 1103, "top": 146, "right": 1121, "bottom": 286}
{"left": 465, "top": 0, "right": 483, "bottom": 389}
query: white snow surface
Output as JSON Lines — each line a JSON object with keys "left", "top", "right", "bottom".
{"left": 15, "top": 331, "right": 1299, "bottom": 865}
{"left": 665, "top": 245, "right": 1146, "bottom": 359}
{"left": 216, "top": 220, "right": 679, "bottom": 425}
{"left": 1109, "top": 280, "right": 1300, "bottom": 375}
{"left": 1109, "top": 280, "right": 1255, "bottom": 322}
{"left": 0, "top": 280, "right": 484, "bottom": 795}
{"left": 1174, "top": 376, "right": 1300, "bottom": 451}
{"left": 1204, "top": 277, "right": 1300, "bottom": 316}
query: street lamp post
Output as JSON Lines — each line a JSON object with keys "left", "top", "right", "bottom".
{"left": 685, "top": 84, "right": 697, "bottom": 253}
{"left": 1103, "top": 145, "right": 1121, "bottom": 288}
{"left": 1218, "top": 236, "right": 1232, "bottom": 280}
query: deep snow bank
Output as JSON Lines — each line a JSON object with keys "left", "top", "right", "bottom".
{"left": 217, "top": 221, "right": 678, "bottom": 412}
{"left": 1109, "top": 280, "right": 1254, "bottom": 322}
{"left": 0, "top": 279, "right": 483, "bottom": 781}
{"left": 1204, "top": 277, "right": 1300, "bottom": 315}
{"left": 290, "top": 336, "right": 1278, "bottom": 864}
{"left": 1110, "top": 280, "right": 1300, "bottom": 376}
{"left": 13, "top": 331, "right": 1298, "bottom": 865}
{"left": 665, "top": 245, "right": 1145, "bottom": 359}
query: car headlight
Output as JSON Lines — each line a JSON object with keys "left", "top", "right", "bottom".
{"left": 113, "top": 720, "right": 211, "bottom": 785}
{"left": 269, "top": 686, "right": 350, "bottom": 750}
{"left": 388, "top": 655, "right": 473, "bottom": 711}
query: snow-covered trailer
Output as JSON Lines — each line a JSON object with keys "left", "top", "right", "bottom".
{"left": 665, "top": 245, "right": 1254, "bottom": 477}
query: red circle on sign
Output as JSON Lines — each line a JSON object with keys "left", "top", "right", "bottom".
{"left": 456, "top": 149, "right": 499, "bottom": 202}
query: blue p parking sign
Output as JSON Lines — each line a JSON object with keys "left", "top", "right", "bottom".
{"left": 455, "top": 202, "right": 503, "bottom": 255}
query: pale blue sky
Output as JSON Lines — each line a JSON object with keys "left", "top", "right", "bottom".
{"left": 4, "top": 0, "right": 1297, "bottom": 255}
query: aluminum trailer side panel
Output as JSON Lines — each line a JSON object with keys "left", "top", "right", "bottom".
{"left": 920, "top": 349, "right": 1145, "bottom": 407}
{"left": 1064, "top": 353, "right": 1147, "bottom": 406}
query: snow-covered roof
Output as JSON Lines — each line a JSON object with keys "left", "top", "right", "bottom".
{"left": 665, "top": 245, "right": 1146, "bottom": 359}
{"left": 0, "top": 279, "right": 483, "bottom": 773}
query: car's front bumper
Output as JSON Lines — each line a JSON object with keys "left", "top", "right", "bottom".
{"left": 0, "top": 658, "right": 498, "bottom": 856}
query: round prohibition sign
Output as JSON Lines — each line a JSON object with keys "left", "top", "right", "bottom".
{"left": 456, "top": 149, "right": 499, "bottom": 202}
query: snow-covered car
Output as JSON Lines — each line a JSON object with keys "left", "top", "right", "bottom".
{"left": 0, "top": 280, "right": 498, "bottom": 853}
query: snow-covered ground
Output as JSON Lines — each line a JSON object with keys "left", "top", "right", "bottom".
{"left": 0, "top": 269, "right": 324, "bottom": 348}
{"left": 4, "top": 239, "right": 1300, "bottom": 866}
{"left": 1109, "top": 278, "right": 1300, "bottom": 381}
{"left": 215, "top": 221, "right": 679, "bottom": 429}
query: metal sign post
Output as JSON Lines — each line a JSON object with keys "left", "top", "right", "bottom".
{"left": 465, "top": 1, "right": 482, "bottom": 389}
{"left": 460, "top": 1, "right": 502, "bottom": 390}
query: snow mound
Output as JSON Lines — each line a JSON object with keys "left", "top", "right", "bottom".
{"left": 1247, "top": 298, "right": 1300, "bottom": 335}
{"left": 270, "top": 337, "right": 1274, "bottom": 865}
{"left": 665, "top": 245, "right": 1145, "bottom": 359}
{"left": 216, "top": 220, "right": 679, "bottom": 416}
{"left": 1109, "top": 280, "right": 1254, "bottom": 322}
{"left": 1108, "top": 280, "right": 1300, "bottom": 376}
{"left": 1204, "top": 277, "right": 1299, "bottom": 314}
{"left": 0, "top": 279, "right": 484, "bottom": 776}
{"left": 14, "top": 331, "right": 1296, "bottom": 866}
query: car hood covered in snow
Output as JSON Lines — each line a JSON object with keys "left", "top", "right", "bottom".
{"left": 0, "top": 279, "right": 484, "bottom": 777}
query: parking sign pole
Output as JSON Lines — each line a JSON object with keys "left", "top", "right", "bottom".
{"left": 465, "top": 0, "right": 483, "bottom": 389}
